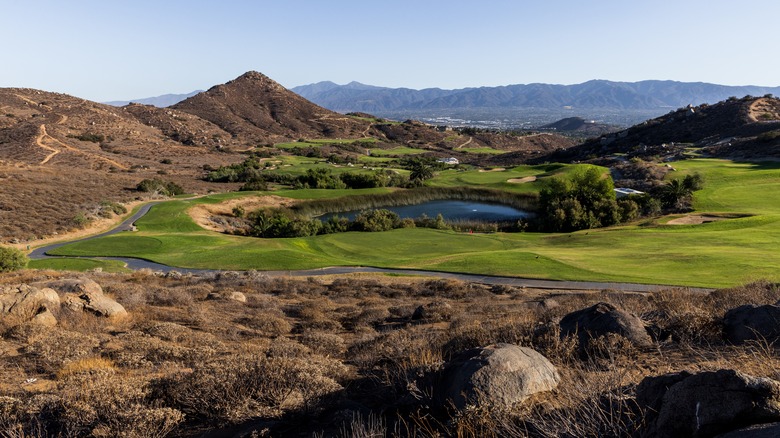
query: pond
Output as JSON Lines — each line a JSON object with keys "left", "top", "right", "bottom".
{"left": 319, "top": 200, "right": 531, "bottom": 222}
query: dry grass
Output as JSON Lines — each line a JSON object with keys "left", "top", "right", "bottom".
{"left": 0, "top": 270, "right": 778, "bottom": 436}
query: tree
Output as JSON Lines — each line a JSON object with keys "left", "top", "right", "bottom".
{"left": 538, "top": 166, "right": 620, "bottom": 232}
{"left": 0, "top": 246, "right": 27, "bottom": 272}
{"left": 136, "top": 178, "right": 184, "bottom": 197}
{"left": 655, "top": 172, "right": 704, "bottom": 211}
{"left": 408, "top": 161, "right": 434, "bottom": 183}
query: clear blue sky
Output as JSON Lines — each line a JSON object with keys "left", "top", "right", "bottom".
{"left": 1, "top": 0, "right": 777, "bottom": 101}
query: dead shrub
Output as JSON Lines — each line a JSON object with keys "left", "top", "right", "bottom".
{"left": 646, "top": 289, "right": 722, "bottom": 344}
{"left": 236, "top": 314, "right": 292, "bottom": 337}
{"left": 153, "top": 354, "right": 344, "bottom": 424}
{"left": 23, "top": 329, "right": 102, "bottom": 373}
{"left": 300, "top": 332, "right": 347, "bottom": 357}
{"left": 709, "top": 280, "right": 780, "bottom": 312}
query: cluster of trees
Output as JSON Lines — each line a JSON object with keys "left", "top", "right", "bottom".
{"left": 243, "top": 208, "right": 448, "bottom": 238}
{"left": 205, "top": 156, "right": 411, "bottom": 191}
{"left": 538, "top": 167, "right": 704, "bottom": 232}
{"left": 136, "top": 179, "right": 184, "bottom": 197}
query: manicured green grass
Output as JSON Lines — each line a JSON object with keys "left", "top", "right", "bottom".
{"left": 28, "top": 258, "right": 129, "bottom": 272}
{"left": 459, "top": 147, "right": 505, "bottom": 155}
{"left": 367, "top": 147, "right": 427, "bottom": 156}
{"left": 428, "top": 163, "right": 574, "bottom": 193}
{"left": 274, "top": 138, "right": 377, "bottom": 149}
{"left": 48, "top": 159, "right": 780, "bottom": 287}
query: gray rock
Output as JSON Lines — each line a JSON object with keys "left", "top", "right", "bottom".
{"left": 637, "top": 369, "right": 780, "bottom": 438}
{"left": 438, "top": 343, "right": 560, "bottom": 410}
{"left": 716, "top": 422, "right": 780, "bottom": 438}
{"left": 723, "top": 304, "right": 780, "bottom": 344}
{"left": 559, "top": 302, "right": 652, "bottom": 352}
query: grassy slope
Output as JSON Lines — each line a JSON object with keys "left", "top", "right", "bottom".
{"left": 49, "top": 159, "right": 780, "bottom": 287}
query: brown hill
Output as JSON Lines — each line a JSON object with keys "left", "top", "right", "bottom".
{"left": 172, "top": 71, "right": 372, "bottom": 143}
{"left": 539, "top": 96, "right": 780, "bottom": 163}
{"left": 0, "top": 88, "right": 240, "bottom": 243}
{"left": 0, "top": 72, "right": 577, "bottom": 244}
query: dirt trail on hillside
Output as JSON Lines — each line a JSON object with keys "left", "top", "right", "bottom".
{"left": 35, "top": 124, "right": 128, "bottom": 169}
{"left": 456, "top": 137, "right": 473, "bottom": 149}
{"left": 36, "top": 125, "right": 61, "bottom": 164}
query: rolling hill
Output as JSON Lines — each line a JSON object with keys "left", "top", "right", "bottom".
{"left": 0, "top": 72, "right": 576, "bottom": 244}
{"left": 537, "top": 96, "right": 780, "bottom": 163}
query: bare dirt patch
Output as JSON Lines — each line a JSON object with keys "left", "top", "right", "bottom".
{"left": 507, "top": 176, "right": 537, "bottom": 184}
{"left": 188, "top": 195, "right": 296, "bottom": 232}
{"left": 748, "top": 98, "right": 780, "bottom": 122}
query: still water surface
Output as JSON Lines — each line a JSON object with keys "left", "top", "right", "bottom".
{"left": 320, "top": 200, "right": 530, "bottom": 222}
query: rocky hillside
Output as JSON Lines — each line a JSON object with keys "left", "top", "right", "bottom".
{"left": 0, "top": 72, "right": 577, "bottom": 243}
{"left": 172, "top": 72, "right": 372, "bottom": 144}
{"left": 538, "top": 95, "right": 780, "bottom": 163}
{"left": 538, "top": 116, "right": 618, "bottom": 137}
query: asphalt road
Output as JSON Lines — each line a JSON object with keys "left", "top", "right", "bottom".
{"left": 29, "top": 201, "right": 712, "bottom": 293}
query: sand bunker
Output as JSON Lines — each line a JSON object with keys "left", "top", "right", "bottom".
{"left": 507, "top": 176, "right": 537, "bottom": 184}
{"left": 666, "top": 214, "right": 731, "bottom": 225}
{"left": 478, "top": 168, "right": 505, "bottom": 172}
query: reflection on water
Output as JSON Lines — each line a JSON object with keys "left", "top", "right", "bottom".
{"left": 320, "top": 200, "right": 530, "bottom": 222}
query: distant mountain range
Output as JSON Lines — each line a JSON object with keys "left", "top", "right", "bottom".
{"left": 104, "top": 91, "right": 203, "bottom": 108}
{"left": 291, "top": 80, "right": 780, "bottom": 113}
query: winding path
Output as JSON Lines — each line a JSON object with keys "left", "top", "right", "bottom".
{"left": 28, "top": 201, "right": 711, "bottom": 293}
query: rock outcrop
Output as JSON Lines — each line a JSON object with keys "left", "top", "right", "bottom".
{"left": 559, "top": 302, "right": 652, "bottom": 353}
{"left": 723, "top": 304, "right": 780, "bottom": 344}
{"left": 42, "top": 278, "right": 127, "bottom": 318}
{"left": 437, "top": 343, "right": 560, "bottom": 410}
{"left": 637, "top": 369, "right": 780, "bottom": 437}
{"left": 0, "top": 284, "right": 60, "bottom": 325}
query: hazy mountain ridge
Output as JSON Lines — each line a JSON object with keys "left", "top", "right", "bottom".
{"left": 104, "top": 91, "right": 203, "bottom": 108}
{"left": 293, "top": 80, "right": 780, "bottom": 113}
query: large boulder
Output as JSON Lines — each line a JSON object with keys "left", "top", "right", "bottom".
{"left": 437, "top": 343, "right": 560, "bottom": 411}
{"left": 723, "top": 304, "right": 780, "bottom": 344}
{"left": 716, "top": 422, "right": 780, "bottom": 438}
{"left": 559, "top": 302, "right": 652, "bottom": 352}
{"left": 42, "top": 278, "right": 127, "bottom": 318}
{"left": 637, "top": 369, "right": 780, "bottom": 438}
{"left": 0, "top": 284, "right": 60, "bottom": 325}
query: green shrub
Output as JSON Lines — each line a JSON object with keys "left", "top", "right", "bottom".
{"left": 352, "top": 209, "right": 400, "bottom": 232}
{"left": 68, "top": 132, "right": 105, "bottom": 143}
{"left": 538, "top": 167, "right": 620, "bottom": 232}
{"left": 0, "top": 246, "right": 27, "bottom": 272}
{"left": 136, "top": 179, "right": 184, "bottom": 197}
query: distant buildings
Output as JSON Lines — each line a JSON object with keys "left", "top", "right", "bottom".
{"left": 438, "top": 157, "right": 460, "bottom": 165}
{"left": 614, "top": 188, "right": 645, "bottom": 198}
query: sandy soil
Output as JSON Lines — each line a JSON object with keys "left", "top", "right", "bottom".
{"left": 507, "top": 176, "right": 537, "bottom": 184}
{"left": 188, "top": 195, "right": 295, "bottom": 232}
{"left": 666, "top": 214, "right": 730, "bottom": 225}
{"left": 748, "top": 98, "right": 780, "bottom": 122}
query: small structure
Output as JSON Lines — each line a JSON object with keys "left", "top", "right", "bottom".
{"left": 438, "top": 157, "right": 459, "bottom": 165}
{"left": 614, "top": 188, "right": 645, "bottom": 198}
